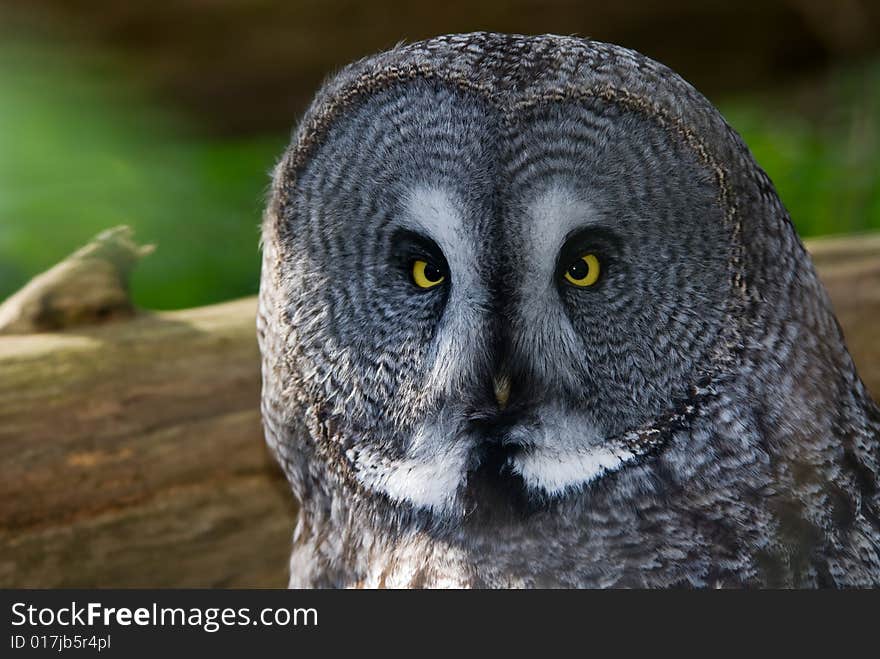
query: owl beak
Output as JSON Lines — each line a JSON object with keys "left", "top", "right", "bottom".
{"left": 493, "top": 374, "right": 511, "bottom": 410}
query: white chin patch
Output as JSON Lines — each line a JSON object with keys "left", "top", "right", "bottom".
{"left": 347, "top": 421, "right": 472, "bottom": 515}
{"left": 502, "top": 407, "right": 641, "bottom": 497}
{"left": 348, "top": 406, "right": 649, "bottom": 511}
{"left": 510, "top": 441, "right": 637, "bottom": 497}
{"left": 353, "top": 451, "right": 468, "bottom": 513}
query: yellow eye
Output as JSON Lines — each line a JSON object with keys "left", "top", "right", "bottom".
{"left": 563, "top": 253, "right": 601, "bottom": 287}
{"left": 412, "top": 259, "right": 445, "bottom": 289}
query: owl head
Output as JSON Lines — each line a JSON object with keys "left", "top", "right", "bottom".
{"left": 259, "top": 33, "right": 834, "bottom": 523}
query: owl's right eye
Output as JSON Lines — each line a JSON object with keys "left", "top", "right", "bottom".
{"left": 563, "top": 254, "right": 601, "bottom": 287}
{"left": 412, "top": 259, "right": 446, "bottom": 289}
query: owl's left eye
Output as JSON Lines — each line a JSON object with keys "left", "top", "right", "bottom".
{"left": 412, "top": 259, "right": 446, "bottom": 289}
{"left": 563, "top": 254, "right": 601, "bottom": 287}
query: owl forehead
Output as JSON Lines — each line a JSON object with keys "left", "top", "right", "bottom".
{"left": 297, "top": 79, "right": 724, "bottom": 267}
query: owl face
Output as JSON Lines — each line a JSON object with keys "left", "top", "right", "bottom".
{"left": 272, "top": 76, "right": 733, "bottom": 517}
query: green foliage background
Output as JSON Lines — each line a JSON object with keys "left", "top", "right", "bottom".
{"left": 1, "top": 39, "right": 878, "bottom": 310}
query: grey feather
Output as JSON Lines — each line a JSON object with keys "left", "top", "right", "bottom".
{"left": 258, "top": 32, "right": 880, "bottom": 588}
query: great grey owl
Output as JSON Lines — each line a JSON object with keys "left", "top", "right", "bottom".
{"left": 258, "top": 32, "right": 880, "bottom": 588}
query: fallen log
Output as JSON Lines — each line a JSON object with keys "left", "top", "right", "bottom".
{"left": 0, "top": 297, "right": 297, "bottom": 587}
{"left": 0, "top": 231, "right": 878, "bottom": 587}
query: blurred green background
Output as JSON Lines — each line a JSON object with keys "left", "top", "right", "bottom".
{"left": 0, "top": 1, "right": 878, "bottom": 310}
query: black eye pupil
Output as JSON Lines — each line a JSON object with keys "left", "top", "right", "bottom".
{"left": 423, "top": 262, "right": 443, "bottom": 283}
{"left": 567, "top": 259, "right": 588, "bottom": 280}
